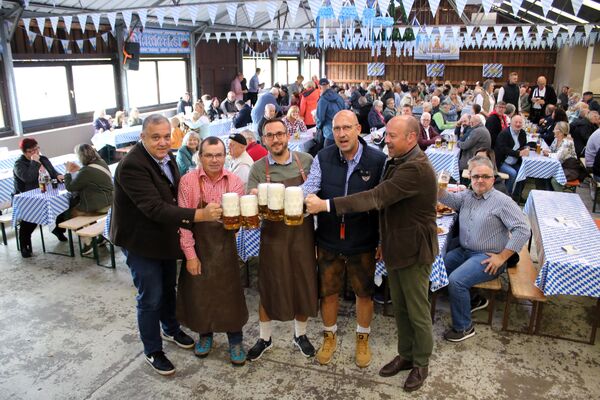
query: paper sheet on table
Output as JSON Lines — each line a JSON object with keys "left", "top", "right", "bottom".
{"left": 542, "top": 217, "right": 566, "bottom": 227}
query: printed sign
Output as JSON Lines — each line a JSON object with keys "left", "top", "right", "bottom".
{"left": 482, "top": 63, "right": 503, "bottom": 78}
{"left": 426, "top": 63, "right": 445, "bottom": 77}
{"left": 414, "top": 33, "right": 460, "bottom": 60}
{"left": 128, "top": 28, "right": 191, "bottom": 54}
{"left": 367, "top": 63, "right": 385, "bottom": 76}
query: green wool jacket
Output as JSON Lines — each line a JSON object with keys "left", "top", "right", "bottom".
{"left": 64, "top": 160, "right": 114, "bottom": 213}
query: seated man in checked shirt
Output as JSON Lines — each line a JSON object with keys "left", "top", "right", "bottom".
{"left": 438, "top": 155, "right": 530, "bottom": 342}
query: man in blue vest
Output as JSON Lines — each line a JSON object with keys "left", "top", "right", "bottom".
{"left": 302, "top": 110, "right": 386, "bottom": 368}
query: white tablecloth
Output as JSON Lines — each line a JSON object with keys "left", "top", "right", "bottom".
{"left": 91, "top": 125, "right": 142, "bottom": 150}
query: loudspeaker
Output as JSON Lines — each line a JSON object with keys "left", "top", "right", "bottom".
{"left": 123, "top": 42, "right": 140, "bottom": 71}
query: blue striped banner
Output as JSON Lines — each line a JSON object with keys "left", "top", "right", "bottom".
{"left": 426, "top": 63, "right": 445, "bottom": 77}
{"left": 367, "top": 62, "right": 385, "bottom": 76}
{"left": 482, "top": 63, "right": 503, "bottom": 78}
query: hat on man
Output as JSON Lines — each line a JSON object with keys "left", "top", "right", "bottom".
{"left": 229, "top": 133, "right": 247, "bottom": 146}
{"left": 319, "top": 78, "right": 330, "bottom": 86}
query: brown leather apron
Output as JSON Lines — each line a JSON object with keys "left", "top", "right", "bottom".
{"left": 176, "top": 175, "right": 248, "bottom": 334}
{"left": 258, "top": 153, "right": 318, "bottom": 321}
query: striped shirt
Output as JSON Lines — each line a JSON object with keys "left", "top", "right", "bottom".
{"left": 178, "top": 168, "right": 245, "bottom": 260}
{"left": 440, "top": 188, "right": 530, "bottom": 254}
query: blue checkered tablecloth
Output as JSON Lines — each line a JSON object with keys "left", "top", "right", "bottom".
{"left": 0, "top": 172, "right": 13, "bottom": 204}
{"left": 515, "top": 153, "right": 566, "bottom": 185}
{"left": 425, "top": 147, "right": 461, "bottom": 182}
{"left": 0, "top": 150, "right": 22, "bottom": 171}
{"left": 524, "top": 190, "right": 600, "bottom": 297}
{"left": 103, "top": 207, "right": 111, "bottom": 240}
{"left": 207, "top": 119, "right": 233, "bottom": 137}
{"left": 288, "top": 133, "right": 314, "bottom": 153}
{"left": 237, "top": 215, "right": 454, "bottom": 292}
{"left": 11, "top": 185, "right": 71, "bottom": 227}
{"left": 91, "top": 126, "right": 142, "bottom": 150}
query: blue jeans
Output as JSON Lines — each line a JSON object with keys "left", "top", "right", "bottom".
{"left": 126, "top": 250, "right": 180, "bottom": 355}
{"left": 499, "top": 162, "right": 518, "bottom": 194}
{"left": 444, "top": 247, "right": 505, "bottom": 331}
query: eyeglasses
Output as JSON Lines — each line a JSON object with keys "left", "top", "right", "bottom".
{"left": 333, "top": 124, "right": 358, "bottom": 133}
{"left": 471, "top": 174, "right": 494, "bottom": 181}
{"left": 263, "top": 132, "right": 287, "bottom": 140}
{"left": 25, "top": 146, "right": 40, "bottom": 154}
{"left": 201, "top": 153, "right": 225, "bottom": 160}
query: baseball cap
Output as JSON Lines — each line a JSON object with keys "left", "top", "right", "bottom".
{"left": 229, "top": 133, "right": 247, "bottom": 146}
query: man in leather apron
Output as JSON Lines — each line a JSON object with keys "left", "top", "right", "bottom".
{"left": 246, "top": 118, "right": 318, "bottom": 361}
{"left": 176, "top": 137, "right": 249, "bottom": 365}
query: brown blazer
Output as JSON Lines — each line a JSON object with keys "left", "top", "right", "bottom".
{"left": 110, "top": 142, "right": 196, "bottom": 260}
{"left": 331, "top": 145, "right": 439, "bottom": 270}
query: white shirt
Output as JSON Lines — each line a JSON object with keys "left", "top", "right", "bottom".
{"left": 532, "top": 87, "right": 546, "bottom": 109}
{"left": 475, "top": 92, "right": 495, "bottom": 114}
{"left": 229, "top": 151, "right": 254, "bottom": 189}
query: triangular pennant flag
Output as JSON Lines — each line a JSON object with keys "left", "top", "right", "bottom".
{"left": 546, "top": 31, "right": 554, "bottom": 43}
{"left": 256, "top": 30, "right": 263, "bottom": 41}
{"left": 378, "top": 0, "right": 391, "bottom": 16}
{"left": 207, "top": 4, "right": 218, "bottom": 25}
{"left": 288, "top": 28, "right": 296, "bottom": 39}
{"left": 27, "top": 30, "right": 37, "bottom": 44}
{"left": 154, "top": 8, "right": 165, "bottom": 27}
{"left": 35, "top": 17, "right": 46, "bottom": 33}
{"left": 226, "top": 3, "right": 238, "bottom": 25}
{"left": 428, "top": 0, "right": 440, "bottom": 17}
{"left": 278, "top": 29, "right": 285, "bottom": 39}
{"left": 399, "top": 27, "right": 406, "bottom": 38}
{"left": 63, "top": 15, "right": 73, "bottom": 35}
{"left": 245, "top": 31, "right": 253, "bottom": 40}
{"left": 224, "top": 32, "right": 232, "bottom": 42}
{"left": 49, "top": 16, "right": 59, "bottom": 34}
{"left": 540, "top": 0, "right": 552, "bottom": 17}
{"left": 76, "top": 39, "right": 84, "bottom": 50}
{"left": 355, "top": 0, "right": 367, "bottom": 18}
{"left": 536, "top": 25, "right": 545, "bottom": 36}
{"left": 521, "top": 25, "right": 530, "bottom": 38}
{"left": 571, "top": 0, "right": 583, "bottom": 15}
{"left": 308, "top": 0, "right": 322, "bottom": 20}
{"left": 493, "top": 25, "right": 502, "bottom": 38}
{"left": 287, "top": 0, "right": 301, "bottom": 22}
{"left": 97, "top": 34, "right": 105, "bottom": 45}
{"left": 451, "top": 0, "right": 465, "bottom": 17}
{"left": 106, "top": 12, "right": 116, "bottom": 31}
{"left": 88, "top": 37, "right": 96, "bottom": 50}
{"left": 510, "top": 0, "right": 523, "bottom": 16}
{"left": 331, "top": 0, "right": 343, "bottom": 18}
{"left": 90, "top": 14, "right": 100, "bottom": 33}
{"left": 137, "top": 10, "right": 147, "bottom": 28}
{"left": 234, "top": 31, "right": 242, "bottom": 41}
{"left": 465, "top": 25, "right": 474, "bottom": 37}
{"left": 45, "top": 36, "right": 54, "bottom": 50}
{"left": 507, "top": 25, "right": 517, "bottom": 40}
{"left": 187, "top": 5, "right": 199, "bottom": 26}
{"left": 479, "top": 25, "right": 488, "bottom": 36}
{"left": 425, "top": 26, "right": 434, "bottom": 37}
{"left": 205, "top": 32, "right": 211, "bottom": 42}
{"left": 584, "top": 24, "right": 593, "bottom": 38}
{"left": 215, "top": 32, "right": 222, "bottom": 43}
{"left": 551, "top": 25, "right": 561, "bottom": 38}
{"left": 245, "top": 3, "right": 258, "bottom": 24}
{"left": 121, "top": 10, "right": 133, "bottom": 31}
{"left": 300, "top": 29, "right": 308, "bottom": 40}
{"left": 77, "top": 14, "right": 87, "bottom": 30}
{"left": 60, "top": 39, "right": 70, "bottom": 52}
{"left": 566, "top": 25, "right": 576, "bottom": 37}
{"left": 266, "top": 30, "right": 274, "bottom": 42}
{"left": 22, "top": 18, "right": 31, "bottom": 30}
{"left": 574, "top": 31, "right": 583, "bottom": 44}
{"left": 170, "top": 7, "right": 181, "bottom": 26}
{"left": 481, "top": 0, "right": 493, "bottom": 15}
{"left": 266, "top": 1, "right": 281, "bottom": 22}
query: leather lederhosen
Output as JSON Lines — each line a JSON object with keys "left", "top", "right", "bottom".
{"left": 258, "top": 153, "right": 318, "bottom": 321}
{"left": 176, "top": 175, "right": 248, "bottom": 333}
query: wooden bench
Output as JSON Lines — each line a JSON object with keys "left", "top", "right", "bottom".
{"left": 502, "top": 246, "right": 547, "bottom": 335}
{"left": 57, "top": 215, "right": 106, "bottom": 257}
{"left": 0, "top": 212, "right": 12, "bottom": 246}
{"left": 76, "top": 219, "right": 115, "bottom": 269}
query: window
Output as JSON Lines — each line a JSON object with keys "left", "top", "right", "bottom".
{"left": 14, "top": 66, "right": 71, "bottom": 121}
{"left": 127, "top": 59, "right": 187, "bottom": 108}
{"left": 276, "top": 58, "right": 299, "bottom": 86}
{"left": 243, "top": 57, "right": 272, "bottom": 88}
{"left": 72, "top": 64, "right": 117, "bottom": 113}
{"left": 303, "top": 59, "right": 320, "bottom": 81}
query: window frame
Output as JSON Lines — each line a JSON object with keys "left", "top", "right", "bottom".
{"left": 131, "top": 57, "right": 190, "bottom": 113}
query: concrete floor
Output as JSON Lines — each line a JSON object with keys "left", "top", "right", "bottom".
{"left": 1, "top": 184, "right": 599, "bottom": 400}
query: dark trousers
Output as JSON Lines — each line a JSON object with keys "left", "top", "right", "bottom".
{"left": 200, "top": 331, "right": 243, "bottom": 345}
{"left": 125, "top": 250, "right": 180, "bottom": 355}
{"left": 248, "top": 92, "right": 258, "bottom": 106}
{"left": 19, "top": 221, "right": 37, "bottom": 250}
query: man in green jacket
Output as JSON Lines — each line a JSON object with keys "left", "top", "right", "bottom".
{"left": 432, "top": 102, "right": 457, "bottom": 131}
{"left": 306, "top": 115, "right": 438, "bottom": 392}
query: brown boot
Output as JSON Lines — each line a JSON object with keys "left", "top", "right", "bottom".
{"left": 378, "top": 355, "right": 413, "bottom": 377}
{"left": 355, "top": 333, "right": 371, "bottom": 368}
{"left": 403, "top": 366, "right": 429, "bottom": 392}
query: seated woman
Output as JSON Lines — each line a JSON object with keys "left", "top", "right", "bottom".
{"left": 382, "top": 98, "right": 397, "bottom": 123}
{"left": 170, "top": 116, "right": 185, "bottom": 150}
{"left": 93, "top": 109, "right": 112, "bottom": 133}
{"left": 185, "top": 109, "right": 210, "bottom": 131}
{"left": 176, "top": 131, "right": 200, "bottom": 176}
{"left": 127, "top": 107, "right": 142, "bottom": 126}
{"left": 368, "top": 100, "right": 386, "bottom": 130}
{"left": 542, "top": 121, "right": 579, "bottom": 191}
{"left": 282, "top": 105, "right": 307, "bottom": 137}
{"left": 207, "top": 97, "right": 224, "bottom": 121}
{"left": 112, "top": 110, "right": 127, "bottom": 129}
{"left": 64, "top": 144, "right": 114, "bottom": 255}
{"left": 13, "top": 138, "right": 66, "bottom": 258}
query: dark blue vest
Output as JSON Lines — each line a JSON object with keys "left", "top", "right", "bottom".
{"left": 316, "top": 138, "right": 386, "bottom": 255}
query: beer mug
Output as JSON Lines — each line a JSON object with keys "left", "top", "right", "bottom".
{"left": 435, "top": 137, "right": 442, "bottom": 148}
{"left": 257, "top": 183, "right": 269, "bottom": 218}
{"left": 284, "top": 187, "right": 304, "bottom": 226}
{"left": 535, "top": 139, "right": 542, "bottom": 155}
{"left": 221, "top": 193, "right": 241, "bottom": 230}
{"left": 437, "top": 170, "right": 450, "bottom": 190}
{"left": 267, "top": 183, "right": 285, "bottom": 221}
{"left": 240, "top": 195, "right": 260, "bottom": 229}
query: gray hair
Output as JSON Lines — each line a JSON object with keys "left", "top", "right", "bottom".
{"left": 505, "top": 103, "right": 516, "bottom": 115}
{"left": 241, "top": 129, "right": 256, "bottom": 143}
{"left": 142, "top": 113, "right": 169, "bottom": 132}
{"left": 373, "top": 100, "right": 383, "bottom": 108}
{"left": 554, "top": 121, "right": 569, "bottom": 136}
{"left": 182, "top": 131, "right": 200, "bottom": 149}
{"left": 74, "top": 143, "right": 101, "bottom": 166}
{"left": 265, "top": 103, "right": 276, "bottom": 112}
{"left": 467, "top": 155, "right": 494, "bottom": 172}
{"left": 483, "top": 79, "right": 495, "bottom": 91}
{"left": 270, "top": 87, "right": 280, "bottom": 95}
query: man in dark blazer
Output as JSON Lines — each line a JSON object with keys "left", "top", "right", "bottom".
{"left": 233, "top": 100, "right": 252, "bottom": 129}
{"left": 494, "top": 114, "right": 529, "bottom": 200}
{"left": 110, "top": 114, "right": 222, "bottom": 376}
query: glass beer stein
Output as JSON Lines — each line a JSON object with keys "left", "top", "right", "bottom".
{"left": 284, "top": 186, "right": 304, "bottom": 226}
{"left": 222, "top": 192, "right": 241, "bottom": 230}
{"left": 267, "top": 183, "right": 285, "bottom": 221}
{"left": 240, "top": 194, "right": 260, "bottom": 229}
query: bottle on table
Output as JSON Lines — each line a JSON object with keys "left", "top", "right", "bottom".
{"left": 38, "top": 167, "right": 49, "bottom": 193}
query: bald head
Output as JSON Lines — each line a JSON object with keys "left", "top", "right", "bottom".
{"left": 333, "top": 110, "right": 359, "bottom": 125}
{"left": 333, "top": 110, "right": 361, "bottom": 156}
{"left": 385, "top": 115, "right": 420, "bottom": 158}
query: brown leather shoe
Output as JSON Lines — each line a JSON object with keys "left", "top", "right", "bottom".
{"left": 378, "top": 356, "right": 414, "bottom": 377}
{"left": 403, "top": 366, "right": 429, "bottom": 392}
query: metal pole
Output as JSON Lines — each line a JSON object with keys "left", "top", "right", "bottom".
{"left": 189, "top": 33, "right": 198, "bottom": 102}
{"left": 0, "top": 17, "right": 23, "bottom": 135}
{"left": 116, "top": 22, "right": 130, "bottom": 112}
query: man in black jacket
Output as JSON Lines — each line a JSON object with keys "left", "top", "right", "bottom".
{"left": 582, "top": 91, "right": 600, "bottom": 113}
{"left": 176, "top": 92, "right": 192, "bottom": 114}
{"left": 302, "top": 110, "right": 386, "bottom": 369}
{"left": 497, "top": 72, "right": 520, "bottom": 112}
{"left": 528, "top": 76, "right": 557, "bottom": 124}
{"left": 233, "top": 100, "right": 252, "bottom": 128}
{"left": 570, "top": 111, "right": 599, "bottom": 157}
{"left": 110, "top": 114, "right": 222, "bottom": 376}
{"left": 495, "top": 115, "right": 529, "bottom": 199}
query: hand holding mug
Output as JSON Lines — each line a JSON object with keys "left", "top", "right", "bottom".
{"left": 203, "top": 202, "right": 223, "bottom": 221}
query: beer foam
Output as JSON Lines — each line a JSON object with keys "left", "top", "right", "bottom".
{"left": 258, "top": 183, "right": 269, "bottom": 205}
{"left": 284, "top": 186, "right": 304, "bottom": 216}
{"left": 222, "top": 193, "right": 240, "bottom": 217}
{"left": 267, "top": 183, "right": 285, "bottom": 209}
{"left": 240, "top": 195, "right": 259, "bottom": 216}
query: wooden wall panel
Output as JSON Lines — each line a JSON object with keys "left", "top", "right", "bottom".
{"left": 196, "top": 41, "right": 241, "bottom": 99}
{"left": 326, "top": 49, "right": 557, "bottom": 86}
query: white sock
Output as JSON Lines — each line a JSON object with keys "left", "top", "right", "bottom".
{"left": 356, "top": 324, "right": 371, "bottom": 334}
{"left": 323, "top": 324, "right": 338, "bottom": 334}
{"left": 294, "top": 319, "right": 307, "bottom": 337}
{"left": 259, "top": 321, "right": 272, "bottom": 341}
